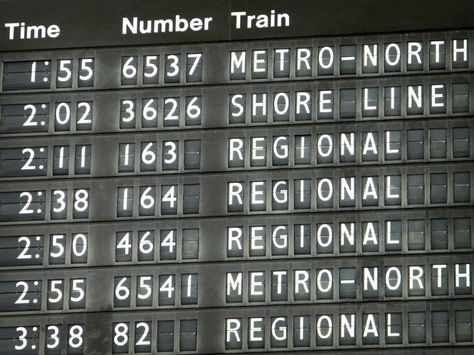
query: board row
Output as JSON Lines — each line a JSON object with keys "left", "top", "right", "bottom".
{"left": 0, "top": 257, "right": 471, "bottom": 314}
{"left": 0, "top": 122, "right": 472, "bottom": 179}
{"left": 0, "top": 78, "right": 471, "bottom": 135}
{"left": 0, "top": 301, "right": 472, "bottom": 353}
{"left": 0, "top": 209, "right": 471, "bottom": 268}
{"left": 0, "top": 166, "right": 472, "bottom": 223}
{"left": 1, "top": 31, "right": 473, "bottom": 91}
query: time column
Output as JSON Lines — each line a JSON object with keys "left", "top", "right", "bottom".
{"left": 0, "top": 55, "right": 95, "bottom": 354}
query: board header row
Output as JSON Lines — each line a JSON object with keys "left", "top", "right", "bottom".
{"left": 0, "top": 0, "right": 473, "bottom": 51}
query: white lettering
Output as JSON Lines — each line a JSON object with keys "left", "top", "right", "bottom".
{"left": 431, "top": 84, "right": 445, "bottom": 108}
{"left": 228, "top": 182, "right": 243, "bottom": 205}
{"left": 5, "top": 22, "right": 60, "bottom": 40}
{"left": 226, "top": 319, "right": 241, "bottom": 342}
{"left": 122, "top": 16, "right": 212, "bottom": 34}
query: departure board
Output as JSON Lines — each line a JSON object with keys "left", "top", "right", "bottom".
{"left": 0, "top": 0, "right": 473, "bottom": 354}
